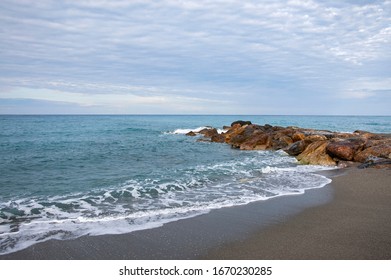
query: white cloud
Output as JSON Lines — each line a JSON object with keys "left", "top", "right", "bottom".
{"left": 338, "top": 77, "right": 391, "bottom": 99}
{"left": 0, "top": 0, "right": 390, "bottom": 114}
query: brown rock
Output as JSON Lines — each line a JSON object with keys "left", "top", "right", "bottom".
{"left": 358, "top": 159, "right": 391, "bottom": 169}
{"left": 326, "top": 138, "right": 366, "bottom": 161}
{"left": 334, "top": 133, "right": 355, "bottom": 139}
{"left": 226, "top": 125, "right": 261, "bottom": 147}
{"left": 284, "top": 140, "right": 311, "bottom": 156}
{"left": 354, "top": 130, "right": 383, "bottom": 140}
{"left": 239, "top": 133, "right": 271, "bottom": 150}
{"left": 364, "top": 138, "right": 391, "bottom": 149}
{"left": 224, "top": 125, "right": 247, "bottom": 143}
{"left": 186, "top": 131, "right": 196, "bottom": 136}
{"left": 211, "top": 134, "right": 225, "bottom": 143}
{"left": 196, "top": 138, "right": 211, "bottom": 142}
{"left": 231, "top": 120, "right": 252, "bottom": 127}
{"left": 354, "top": 144, "right": 391, "bottom": 162}
{"left": 198, "top": 128, "right": 218, "bottom": 138}
{"left": 272, "top": 135, "right": 293, "bottom": 150}
{"left": 296, "top": 141, "right": 336, "bottom": 166}
{"left": 292, "top": 132, "right": 305, "bottom": 142}
{"left": 304, "top": 134, "right": 328, "bottom": 142}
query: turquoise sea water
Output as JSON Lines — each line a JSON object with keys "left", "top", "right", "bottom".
{"left": 0, "top": 115, "right": 390, "bottom": 254}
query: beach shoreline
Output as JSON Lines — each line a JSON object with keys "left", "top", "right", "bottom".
{"left": 1, "top": 167, "right": 390, "bottom": 260}
{"left": 205, "top": 167, "right": 391, "bottom": 259}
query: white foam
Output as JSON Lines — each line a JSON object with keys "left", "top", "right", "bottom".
{"left": 164, "top": 127, "right": 227, "bottom": 135}
{"left": 166, "top": 126, "right": 212, "bottom": 135}
{"left": 0, "top": 153, "right": 336, "bottom": 256}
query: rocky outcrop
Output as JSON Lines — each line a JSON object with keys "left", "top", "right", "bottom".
{"left": 186, "top": 121, "right": 391, "bottom": 169}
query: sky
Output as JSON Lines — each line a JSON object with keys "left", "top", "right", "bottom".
{"left": 0, "top": 0, "right": 390, "bottom": 115}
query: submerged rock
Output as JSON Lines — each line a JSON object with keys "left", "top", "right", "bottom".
{"left": 186, "top": 131, "right": 197, "bottom": 136}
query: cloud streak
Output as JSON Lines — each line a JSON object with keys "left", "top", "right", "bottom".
{"left": 0, "top": 0, "right": 390, "bottom": 114}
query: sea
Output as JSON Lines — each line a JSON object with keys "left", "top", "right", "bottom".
{"left": 0, "top": 115, "right": 390, "bottom": 255}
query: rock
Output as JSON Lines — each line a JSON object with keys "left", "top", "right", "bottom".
{"left": 364, "top": 138, "right": 391, "bottom": 149}
{"left": 211, "top": 134, "right": 225, "bottom": 143}
{"left": 326, "top": 138, "right": 366, "bottom": 161}
{"left": 198, "top": 128, "right": 218, "bottom": 138}
{"left": 337, "top": 161, "right": 357, "bottom": 168}
{"left": 225, "top": 124, "right": 260, "bottom": 146}
{"left": 231, "top": 120, "right": 252, "bottom": 127}
{"left": 272, "top": 135, "right": 293, "bottom": 150}
{"left": 230, "top": 135, "right": 248, "bottom": 148}
{"left": 304, "top": 134, "right": 328, "bottom": 142}
{"left": 284, "top": 140, "right": 311, "bottom": 156}
{"left": 239, "top": 133, "right": 271, "bottom": 150}
{"left": 334, "top": 133, "right": 356, "bottom": 139}
{"left": 224, "top": 124, "right": 247, "bottom": 143}
{"left": 358, "top": 158, "right": 391, "bottom": 169}
{"left": 296, "top": 141, "right": 336, "bottom": 166}
{"left": 196, "top": 138, "right": 211, "bottom": 142}
{"left": 185, "top": 121, "right": 390, "bottom": 168}
{"left": 354, "top": 130, "right": 383, "bottom": 140}
{"left": 292, "top": 132, "right": 305, "bottom": 142}
{"left": 354, "top": 144, "right": 391, "bottom": 162}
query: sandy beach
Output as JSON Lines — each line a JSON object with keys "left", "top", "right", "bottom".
{"left": 205, "top": 167, "right": 391, "bottom": 259}
{"left": 1, "top": 167, "right": 390, "bottom": 260}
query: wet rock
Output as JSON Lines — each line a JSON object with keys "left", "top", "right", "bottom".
{"left": 326, "top": 138, "right": 366, "bottom": 161}
{"left": 358, "top": 158, "right": 391, "bottom": 169}
{"left": 271, "top": 135, "right": 293, "bottom": 150}
{"left": 239, "top": 133, "right": 271, "bottom": 150}
{"left": 296, "top": 141, "right": 336, "bottom": 166}
{"left": 196, "top": 138, "right": 211, "bottom": 142}
{"left": 292, "top": 132, "right": 305, "bottom": 142}
{"left": 284, "top": 140, "right": 311, "bottom": 156}
{"left": 211, "top": 134, "right": 225, "bottom": 143}
{"left": 187, "top": 121, "right": 390, "bottom": 169}
{"left": 231, "top": 120, "right": 252, "bottom": 127}
{"left": 354, "top": 130, "right": 383, "bottom": 140}
{"left": 364, "top": 138, "right": 391, "bottom": 149}
{"left": 186, "top": 131, "right": 197, "bottom": 136}
{"left": 304, "top": 134, "right": 328, "bottom": 142}
{"left": 354, "top": 144, "right": 391, "bottom": 162}
{"left": 337, "top": 160, "right": 357, "bottom": 168}
{"left": 198, "top": 128, "right": 218, "bottom": 138}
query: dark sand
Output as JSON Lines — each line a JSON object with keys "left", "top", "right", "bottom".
{"left": 205, "top": 167, "right": 391, "bottom": 259}
{"left": 1, "top": 167, "right": 390, "bottom": 260}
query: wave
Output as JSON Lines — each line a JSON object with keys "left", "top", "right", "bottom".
{"left": 0, "top": 152, "right": 334, "bottom": 255}
{"left": 165, "top": 126, "right": 228, "bottom": 135}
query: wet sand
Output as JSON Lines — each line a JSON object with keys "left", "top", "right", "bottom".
{"left": 1, "top": 167, "right": 390, "bottom": 260}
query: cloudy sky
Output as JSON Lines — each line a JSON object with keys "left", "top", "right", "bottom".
{"left": 0, "top": 0, "right": 390, "bottom": 114}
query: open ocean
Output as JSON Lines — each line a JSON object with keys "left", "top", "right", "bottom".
{"left": 0, "top": 115, "right": 390, "bottom": 254}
